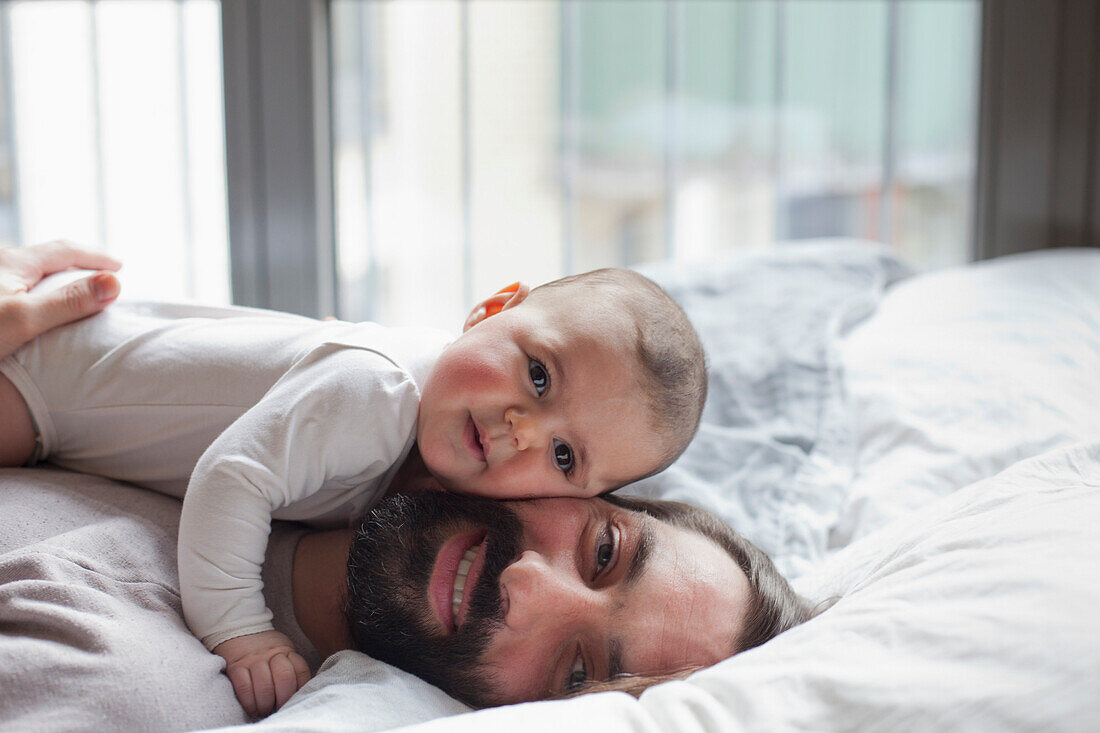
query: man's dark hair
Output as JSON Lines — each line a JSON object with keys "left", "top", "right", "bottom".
{"left": 565, "top": 494, "right": 818, "bottom": 697}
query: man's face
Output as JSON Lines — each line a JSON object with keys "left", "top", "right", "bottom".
{"left": 415, "top": 290, "right": 665, "bottom": 499}
{"left": 346, "top": 492, "right": 751, "bottom": 706}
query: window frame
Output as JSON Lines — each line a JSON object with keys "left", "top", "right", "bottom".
{"left": 221, "top": 0, "right": 336, "bottom": 317}
{"left": 975, "top": 0, "right": 1100, "bottom": 259}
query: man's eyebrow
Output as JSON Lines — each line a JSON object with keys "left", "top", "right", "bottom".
{"left": 606, "top": 520, "right": 654, "bottom": 682}
{"left": 608, "top": 637, "right": 623, "bottom": 679}
{"left": 625, "top": 519, "right": 654, "bottom": 588}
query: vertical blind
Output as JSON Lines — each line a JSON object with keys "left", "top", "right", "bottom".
{"left": 331, "top": 0, "right": 980, "bottom": 331}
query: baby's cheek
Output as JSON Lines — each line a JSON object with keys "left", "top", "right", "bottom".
{"left": 467, "top": 360, "right": 513, "bottom": 393}
{"left": 445, "top": 343, "right": 508, "bottom": 383}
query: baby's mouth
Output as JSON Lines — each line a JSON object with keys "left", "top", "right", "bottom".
{"left": 464, "top": 415, "right": 486, "bottom": 462}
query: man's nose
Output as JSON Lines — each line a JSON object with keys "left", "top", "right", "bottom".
{"left": 500, "top": 550, "right": 599, "bottom": 632}
{"left": 504, "top": 407, "right": 546, "bottom": 452}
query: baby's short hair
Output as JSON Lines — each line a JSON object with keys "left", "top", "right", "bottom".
{"left": 532, "top": 268, "right": 707, "bottom": 480}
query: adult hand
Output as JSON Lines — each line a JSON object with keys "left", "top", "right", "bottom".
{"left": 214, "top": 629, "right": 312, "bottom": 717}
{"left": 0, "top": 240, "right": 121, "bottom": 359}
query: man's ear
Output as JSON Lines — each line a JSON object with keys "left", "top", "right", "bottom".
{"left": 463, "top": 282, "right": 530, "bottom": 332}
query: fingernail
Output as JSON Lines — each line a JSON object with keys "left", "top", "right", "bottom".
{"left": 92, "top": 272, "right": 120, "bottom": 301}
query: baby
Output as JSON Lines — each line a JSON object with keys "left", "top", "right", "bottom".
{"left": 0, "top": 267, "right": 707, "bottom": 714}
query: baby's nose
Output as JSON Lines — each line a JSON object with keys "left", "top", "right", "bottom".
{"left": 505, "top": 407, "right": 544, "bottom": 452}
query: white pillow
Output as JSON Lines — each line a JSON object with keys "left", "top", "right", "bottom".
{"left": 223, "top": 442, "right": 1100, "bottom": 732}
{"left": 837, "top": 247, "right": 1100, "bottom": 545}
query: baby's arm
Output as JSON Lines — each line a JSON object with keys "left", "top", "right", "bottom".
{"left": 178, "top": 345, "right": 419, "bottom": 715}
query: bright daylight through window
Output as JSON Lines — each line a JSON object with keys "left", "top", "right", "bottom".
{"left": 331, "top": 0, "right": 979, "bottom": 330}
{"left": 0, "top": 0, "right": 228, "bottom": 303}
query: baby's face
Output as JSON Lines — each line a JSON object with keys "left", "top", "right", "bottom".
{"left": 416, "top": 292, "right": 665, "bottom": 499}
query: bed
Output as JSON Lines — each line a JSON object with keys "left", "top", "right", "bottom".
{"left": 2, "top": 241, "right": 1097, "bottom": 732}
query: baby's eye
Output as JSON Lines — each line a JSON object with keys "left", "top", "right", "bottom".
{"left": 553, "top": 439, "right": 574, "bottom": 474}
{"left": 529, "top": 359, "right": 549, "bottom": 396}
{"left": 566, "top": 654, "right": 587, "bottom": 692}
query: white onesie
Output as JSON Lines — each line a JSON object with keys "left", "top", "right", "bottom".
{"left": 0, "top": 300, "right": 450, "bottom": 650}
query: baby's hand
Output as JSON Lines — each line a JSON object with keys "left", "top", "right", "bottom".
{"left": 213, "top": 630, "right": 311, "bottom": 717}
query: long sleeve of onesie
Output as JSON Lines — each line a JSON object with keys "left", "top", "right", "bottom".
{"left": 178, "top": 343, "right": 421, "bottom": 650}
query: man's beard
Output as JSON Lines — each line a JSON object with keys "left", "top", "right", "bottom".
{"left": 345, "top": 491, "right": 522, "bottom": 707}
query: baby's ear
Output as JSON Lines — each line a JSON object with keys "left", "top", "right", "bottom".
{"left": 463, "top": 282, "right": 530, "bottom": 332}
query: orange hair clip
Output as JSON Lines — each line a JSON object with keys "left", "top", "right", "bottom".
{"left": 484, "top": 282, "right": 521, "bottom": 317}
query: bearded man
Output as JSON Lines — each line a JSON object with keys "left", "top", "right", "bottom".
{"left": 290, "top": 490, "right": 813, "bottom": 707}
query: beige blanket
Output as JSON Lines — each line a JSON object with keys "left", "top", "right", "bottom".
{"left": 0, "top": 467, "right": 315, "bottom": 731}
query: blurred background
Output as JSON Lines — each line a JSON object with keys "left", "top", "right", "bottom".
{"left": 330, "top": 0, "right": 977, "bottom": 328}
{"left": 1, "top": 1, "right": 1090, "bottom": 331}
{"left": 0, "top": 1, "right": 228, "bottom": 302}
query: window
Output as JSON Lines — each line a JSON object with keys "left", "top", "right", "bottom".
{"left": 0, "top": 0, "right": 228, "bottom": 303}
{"left": 331, "top": 0, "right": 979, "bottom": 330}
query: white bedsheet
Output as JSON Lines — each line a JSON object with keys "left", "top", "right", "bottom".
{"left": 231, "top": 245, "right": 1100, "bottom": 732}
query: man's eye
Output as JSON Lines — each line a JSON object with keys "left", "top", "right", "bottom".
{"left": 596, "top": 542, "right": 613, "bottom": 572}
{"left": 566, "top": 655, "right": 586, "bottom": 692}
{"left": 595, "top": 522, "right": 616, "bottom": 576}
{"left": 553, "top": 439, "right": 574, "bottom": 473}
{"left": 529, "top": 359, "right": 549, "bottom": 395}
